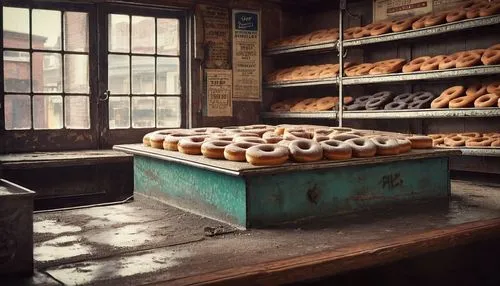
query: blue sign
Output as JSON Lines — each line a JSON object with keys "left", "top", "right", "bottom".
{"left": 234, "top": 12, "right": 258, "bottom": 31}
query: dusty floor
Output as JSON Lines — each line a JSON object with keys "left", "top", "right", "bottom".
{"left": 5, "top": 180, "right": 500, "bottom": 286}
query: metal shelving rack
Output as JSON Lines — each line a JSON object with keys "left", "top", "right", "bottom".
{"left": 343, "top": 108, "right": 500, "bottom": 119}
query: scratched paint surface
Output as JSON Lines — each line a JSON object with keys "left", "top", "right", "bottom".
{"left": 134, "top": 156, "right": 247, "bottom": 226}
{"left": 247, "top": 157, "right": 450, "bottom": 227}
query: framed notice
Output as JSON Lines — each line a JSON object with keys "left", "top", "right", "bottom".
{"left": 205, "top": 69, "right": 233, "bottom": 117}
{"left": 232, "top": 9, "right": 261, "bottom": 102}
{"left": 197, "top": 5, "right": 231, "bottom": 69}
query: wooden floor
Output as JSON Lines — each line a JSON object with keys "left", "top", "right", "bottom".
{"left": 8, "top": 180, "right": 500, "bottom": 286}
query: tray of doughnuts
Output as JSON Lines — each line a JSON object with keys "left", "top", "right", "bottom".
{"left": 429, "top": 132, "right": 500, "bottom": 148}
{"left": 266, "top": 28, "right": 339, "bottom": 51}
{"left": 269, "top": 96, "right": 354, "bottom": 112}
{"left": 265, "top": 63, "right": 354, "bottom": 84}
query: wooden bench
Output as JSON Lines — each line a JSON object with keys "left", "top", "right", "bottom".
{"left": 0, "top": 150, "right": 133, "bottom": 210}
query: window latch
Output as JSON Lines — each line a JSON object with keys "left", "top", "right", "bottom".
{"left": 100, "top": 90, "right": 110, "bottom": 101}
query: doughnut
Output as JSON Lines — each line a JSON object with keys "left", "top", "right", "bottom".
{"left": 288, "top": 139, "right": 323, "bottom": 162}
{"left": 233, "top": 132, "right": 260, "bottom": 139}
{"left": 487, "top": 82, "right": 500, "bottom": 94}
{"left": 444, "top": 135, "right": 466, "bottom": 147}
{"left": 431, "top": 86, "right": 465, "bottom": 108}
{"left": 492, "top": 139, "right": 500, "bottom": 147}
{"left": 458, "top": 132, "right": 481, "bottom": 139}
{"left": 143, "top": 132, "right": 155, "bottom": 146}
{"left": 262, "top": 131, "right": 283, "bottom": 144}
{"left": 245, "top": 144, "right": 289, "bottom": 166}
{"left": 466, "top": 137, "right": 494, "bottom": 147}
{"left": 481, "top": 49, "right": 500, "bottom": 65}
{"left": 402, "top": 56, "right": 431, "bottom": 73}
{"left": 320, "top": 140, "right": 352, "bottom": 160}
{"left": 479, "top": 3, "right": 500, "bottom": 17}
{"left": 407, "top": 135, "right": 433, "bottom": 149}
{"left": 370, "top": 58, "right": 406, "bottom": 75}
{"left": 310, "top": 29, "right": 339, "bottom": 44}
{"left": 446, "top": 10, "right": 466, "bottom": 22}
{"left": 456, "top": 52, "right": 481, "bottom": 68}
{"left": 413, "top": 91, "right": 435, "bottom": 102}
{"left": 210, "top": 134, "right": 235, "bottom": 142}
{"left": 424, "top": 12, "right": 447, "bottom": 27}
{"left": 345, "top": 103, "right": 365, "bottom": 110}
{"left": 332, "top": 127, "right": 354, "bottom": 133}
{"left": 488, "top": 44, "right": 500, "bottom": 51}
{"left": 330, "top": 134, "right": 360, "bottom": 141}
{"left": 224, "top": 142, "right": 258, "bottom": 162}
{"left": 178, "top": 136, "right": 208, "bottom": 155}
{"left": 370, "top": 22, "right": 392, "bottom": 36}
{"left": 438, "top": 55, "right": 457, "bottom": 70}
{"left": 345, "top": 138, "right": 377, "bottom": 157}
{"left": 391, "top": 17, "right": 417, "bottom": 32}
{"left": 429, "top": 134, "right": 446, "bottom": 146}
{"left": 163, "top": 133, "right": 192, "bottom": 151}
{"left": 466, "top": 3, "right": 490, "bottom": 18}
{"left": 343, "top": 27, "right": 359, "bottom": 40}
{"left": 420, "top": 55, "right": 446, "bottom": 71}
{"left": 233, "top": 137, "right": 267, "bottom": 144}
{"left": 191, "top": 127, "right": 222, "bottom": 134}
{"left": 475, "top": 93, "right": 500, "bottom": 107}
{"left": 270, "top": 102, "right": 291, "bottom": 112}
{"left": 315, "top": 96, "right": 337, "bottom": 111}
{"left": 284, "top": 128, "right": 310, "bottom": 140}
{"left": 149, "top": 133, "right": 166, "bottom": 149}
{"left": 344, "top": 63, "right": 374, "bottom": 77}
{"left": 201, "top": 140, "right": 232, "bottom": 159}
{"left": 314, "top": 128, "right": 335, "bottom": 137}
{"left": 354, "top": 95, "right": 372, "bottom": 105}
{"left": 365, "top": 92, "right": 394, "bottom": 110}
{"left": 384, "top": 101, "right": 407, "bottom": 110}
{"left": 291, "top": 98, "right": 317, "bottom": 112}
{"left": 449, "top": 95, "right": 476, "bottom": 108}
{"left": 466, "top": 84, "right": 488, "bottom": 97}
{"left": 407, "top": 100, "right": 429, "bottom": 109}
{"left": 393, "top": 92, "right": 416, "bottom": 103}
{"left": 484, "top": 132, "right": 500, "bottom": 139}
{"left": 412, "top": 15, "right": 429, "bottom": 30}
{"left": 370, "top": 136, "right": 400, "bottom": 155}
{"left": 397, "top": 138, "right": 412, "bottom": 153}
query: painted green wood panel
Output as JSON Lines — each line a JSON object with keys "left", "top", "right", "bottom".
{"left": 246, "top": 158, "right": 450, "bottom": 227}
{"left": 134, "top": 156, "right": 247, "bottom": 226}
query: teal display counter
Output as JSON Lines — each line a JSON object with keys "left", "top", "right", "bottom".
{"left": 114, "top": 144, "right": 459, "bottom": 228}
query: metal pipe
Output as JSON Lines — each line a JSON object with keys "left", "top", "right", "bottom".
{"left": 338, "top": 0, "right": 346, "bottom": 127}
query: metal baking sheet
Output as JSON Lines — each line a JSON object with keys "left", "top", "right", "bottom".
{"left": 343, "top": 108, "right": 500, "bottom": 119}
{"left": 435, "top": 146, "right": 500, "bottom": 157}
{"left": 261, "top": 111, "right": 337, "bottom": 119}
{"left": 265, "top": 41, "right": 337, "bottom": 56}
{"left": 114, "top": 144, "right": 460, "bottom": 176}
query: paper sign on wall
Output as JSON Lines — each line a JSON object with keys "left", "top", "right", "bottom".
{"left": 198, "top": 5, "right": 231, "bottom": 69}
{"left": 232, "top": 9, "right": 261, "bottom": 102}
{"left": 206, "top": 69, "right": 232, "bottom": 117}
{"left": 373, "top": 0, "right": 432, "bottom": 22}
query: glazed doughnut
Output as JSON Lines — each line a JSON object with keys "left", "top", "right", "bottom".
{"left": 466, "top": 84, "right": 488, "bottom": 97}
{"left": 420, "top": 55, "right": 447, "bottom": 71}
{"left": 384, "top": 101, "right": 407, "bottom": 110}
{"left": 486, "top": 82, "right": 500, "bottom": 94}
{"left": 262, "top": 131, "right": 283, "bottom": 144}
{"left": 438, "top": 55, "right": 457, "bottom": 70}
{"left": 245, "top": 144, "right": 289, "bottom": 166}
{"left": 479, "top": 2, "right": 500, "bottom": 17}
{"left": 224, "top": 142, "right": 258, "bottom": 162}
{"left": 492, "top": 139, "right": 500, "bottom": 147}
{"left": 330, "top": 134, "right": 360, "bottom": 141}
{"left": 201, "top": 140, "right": 232, "bottom": 159}
{"left": 481, "top": 49, "right": 500, "bottom": 65}
{"left": 431, "top": 86, "right": 466, "bottom": 108}
{"left": 353, "top": 26, "right": 372, "bottom": 39}
{"left": 143, "top": 132, "right": 155, "bottom": 146}
{"left": 178, "top": 136, "right": 208, "bottom": 155}
{"left": 391, "top": 17, "right": 417, "bottom": 32}
{"left": 456, "top": 52, "right": 481, "bottom": 68}
{"left": 444, "top": 135, "right": 466, "bottom": 147}
{"left": 429, "top": 134, "right": 446, "bottom": 146}
{"left": 412, "top": 15, "right": 429, "bottom": 30}
{"left": 233, "top": 132, "right": 260, "bottom": 140}
{"left": 288, "top": 139, "right": 323, "bottom": 162}
{"left": 449, "top": 95, "right": 476, "bottom": 108}
{"left": 315, "top": 96, "right": 337, "bottom": 111}
{"left": 270, "top": 102, "right": 291, "bottom": 112}
{"left": 233, "top": 137, "right": 267, "bottom": 144}
{"left": 370, "top": 136, "right": 400, "bottom": 155}
{"left": 370, "top": 22, "right": 392, "bottom": 36}
{"left": 402, "top": 56, "right": 431, "bottom": 73}
{"left": 149, "top": 133, "right": 166, "bottom": 149}
{"left": 394, "top": 92, "right": 416, "bottom": 103}
{"left": 345, "top": 138, "right": 377, "bottom": 157}
{"left": 407, "top": 135, "right": 433, "bottom": 149}
{"left": 345, "top": 63, "right": 375, "bottom": 77}
{"left": 370, "top": 58, "right": 406, "bottom": 75}
{"left": 163, "top": 133, "right": 192, "bottom": 151}
{"left": 466, "top": 137, "right": 494, "bottom": 147}
{"left": 291, "top": 98, "right": 317, "bottom": 112}
{"left": 475, "top": 93, "right": 500, "bottom": 107}
{"left": 446, "top": 10, "right": 466, "bottom": 22}
{"left": 320, "top": 140, "right": 352, "bottom": 160}
{"left": 458, "top": 132, "right": 481, "bottom": 139}
{"left": 397, "top": 138, "right": 412, "bottom": 153}
{"left": 424, "top": 12, "right": 447, "bottom": 27}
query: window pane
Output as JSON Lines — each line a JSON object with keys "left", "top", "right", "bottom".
{"left": 109, "top": 96, "right": 130, "bottom": 129}
{"left": 157, "top": 18, "right": 179, "bottom": 56}
{"left": 65, "top": 55, "right": 89, "bottom": 93}
{"left": 32, "top": 52, "right": 62, "bottom": 93}
{"left": 157, "top": 57, "right": 180, "bottom": 95}
{"left": 132, "top": 96, "right": 155, "bottom": 128}
{"left": 4, "top": 51, "right": 31, "bottom": 92}
{"left": 3, "top": 7, "right": 30, "bottom": 49}
{"left": 64, "top": 12, "right": 89, "bottom": 52}
{"left": 132, "top": 56, "right": 155, "bottom": 94}
{"left": 33, "top": 95, "right": 63, "bottom": 129}
{"left": 4, "top": 94, "right": 31, "bottom": 130}
{"left": 65, "top": 96, "right": 89, "bottom": 129}
{"left": 108, "top": 54, "right": 130, "bottom": 94}
{"left": 157, "top": 97, "right": 180, "bottom": 128}
{"left": 109, "top": 14, "right": 129, "bottom": 53}
{"left": 32, "top": 9, "right": 61, "bottom": 51}
{"left": 132, "top": 16, "right": 155, "bottom": 54}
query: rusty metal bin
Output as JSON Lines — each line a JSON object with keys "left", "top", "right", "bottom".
{"left": 0, "top": 179, "right": 35, "bottom": 276}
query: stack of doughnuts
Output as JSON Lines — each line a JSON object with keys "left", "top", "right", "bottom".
{"left": 431, "top": 82, "right": 500, "bottom": 108}
{"left": 270, "top": 96, "right": 354, "bottom": 112}
{"left": 343, "top": 0, "right": 500, "bottom": 40}
{"left": 346, "top": 91, "right": 436, "bottom": 110}
{"left": 266, "top": 63, "right": 354, "bottom": 83}
{"left": 142, "top": 125, "right": 434, "bottom": 166}
{"left": 429, "top": 132, "right": 500, "bottom": 147}
{"left": 267, "top": 28, "right": 339, "bottom": 50}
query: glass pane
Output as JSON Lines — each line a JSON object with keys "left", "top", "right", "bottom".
{"left": 3, "top": 51, "right": 31, "bottom": 92}
{"left": 132, "top": 16, "right": 155, "bottom": 54}
{"left": 64, "top": 12, "right": 89, "bottom": 52}
{"left": 132, "top": 56, "right": 155, "bottom": 94}
{"left": 108, "top": 54, "right": 129, "bottom": 94}
{"left": 64, "top": 55, "right": 89, "bottom": 93}
{"left": 108, "top": 14, "right": 129, "bottom": 53}
{"left": 157, "top": 57, "right": 180, "bottom": 95}
{"left": 32, "top": 9, "right": 61, "bottom": 51}
{"left": 4, "top": 94, "right": 31, "bottom": 130}
{"left": 33, "top": 95, "right": 63, "bottom": 129}
{"left": 32, "top": 53, "right": 62, "bottom": 93}
{"left": 157, "top": 97, "right": 180, "bottom": 128}
{"left": 3, "top": 7, "right": 30, "bottom": 49}
{"left": 65, "top": 96, "right": 90, "bottom": 129}
{"left": 132, "top": 96, "right": 155, "bottom": 128}
{"left": 109, "top": 96, "right": 130, "bottom": 129}
{"left": 157, "top": 18, "right": 179, "bottom": 55}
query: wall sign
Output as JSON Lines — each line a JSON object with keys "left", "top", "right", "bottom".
{"left": 232, "top": 9, "right": 261, "bottom": 102}
{"left": 198, "top": 5, "right": 231, "bottom": 69}
{"left": 205, "top": 69, "right": 232, "bottom": 117}
{"left": 373, "top": 0, "right": 432, "bottom": 22}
